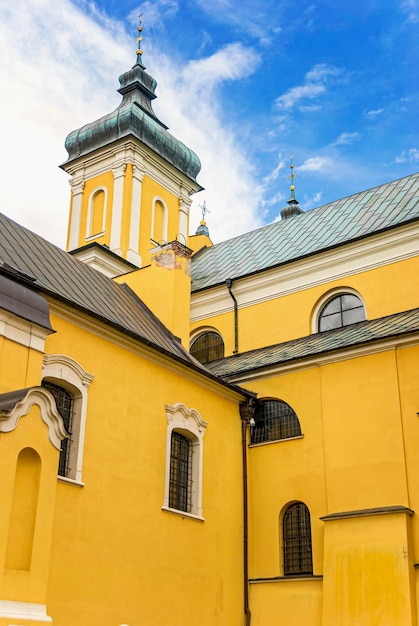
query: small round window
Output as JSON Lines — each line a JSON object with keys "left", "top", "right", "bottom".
{"left": 318, "top": 294, "right": 365, "bottom": 332}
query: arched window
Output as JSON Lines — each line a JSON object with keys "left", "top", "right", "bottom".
{"left": 41, "top": 381, "right": 73, "bottom": 477}
{"left": 318, "top": 293, "right": 365, "bottom": 332}
{"left": 151, "top": 197, "right": 168, "bottom": 245}
{"left": 283, "top": 502, "right": 313, "bottom": 576}
{"left": 251, "top": 399, "right": 301, "bottom": 444}
{"left": 163, "top": 403, "right": 208, "bottom": 520}
{"left": 86, "top": 187, "right": 107, "bottom": 238}
{"left": 190, "top": 332, "right": 224, "bottom": 365}
{"left": 42, "top": 354, "right": 93, "bottom": 483}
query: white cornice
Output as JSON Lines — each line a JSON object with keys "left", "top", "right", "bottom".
{"left": 0, "top": 600, "right": 52, "bottom": 622}
{"left": 0, "top": 310, "right": 53, "bottom": 352}
{"left": 221, "top": 332, "right": 419, "bottom": 385}
{"left": 70, "top": 246, "right": 137, "bottom": 278}
{"left": 191, "top": 222, "right": 419, "bottom": 322}
{"left": 64, "top": 139, "right": 201, "bottom": 199}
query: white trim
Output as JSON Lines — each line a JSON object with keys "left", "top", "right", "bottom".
{"left": 68, "top": 177, "right": 85, "bottom": 251}
{"left": 42, "top": 354, "right": 94, "bottom": 482}
{"left": 0, "top": 310, "right": 52, "bottom": 352}
{"left": 189, "top": 325, "right": 223, "bottom": 346}
{"left": 86, "top": 185, "right": 108, "bottom": 238}
{"left": 0, "top": 387, "right": 67, "bottom": 450}
{"left": 311, "top": 287, "right": 366, "bottom": 333}
{"left": 0, "top": 600, "right": 52, "bottom": 622}
{"left": 70, "top": 246, "right": 137, "bottom": 278}
{"left": 127, "top": 164, "right": 144, "bottom": 266}
{"left": 190, "top": 222, "right": 419, "bottom": 322}
{"left": 151, "top": 196, "right": 169, "bottom": 244}
{"left": 63, "top": 139, "right": 201, "bottom": 198}
{"left": 109, "top": 162, "right": 127, "bottom": 256}
{"left": 222, "top": 332, "right": 419, "bottom": 385}
{"left": 178, "top": 195, "right": 191, "bottom": 243}
{"left": 161, "top": 506, "right": 204, "bottom": 521}
{"left": 163, "top": 403, "right": 208, "bottom": 519}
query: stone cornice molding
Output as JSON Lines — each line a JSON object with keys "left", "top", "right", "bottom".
{"left": 69, "top": 177, "right": 85, "bottom": 195}
{"left": 166, "top": 402, "right": 208, "bottom": 434}
{"left": 0, "top": 387, "right": 68, "bottom": 449}
{"left": 64, "top": 139, "right": 200, "bottom": 197}
{"left": 112, "top": 163, "right": 127, "bottom": 179}
{"left": 42, "top": 354, "right": 94, "bottom": 388}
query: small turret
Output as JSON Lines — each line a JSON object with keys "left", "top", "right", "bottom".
{"left": 280, "top": 154, "right": 304, "bottom": 220}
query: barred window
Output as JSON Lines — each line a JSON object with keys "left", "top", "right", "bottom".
{"left": 190, "top": 332, "right": 224, "bottom": 365}
{"left": 42, "top": 381, "right": 74, "bottom": 477}
{"left": 169, "top": 431, "right": 192, "bottom": 513}
{"left": 251, "top": 399, "right": 301, "bottom": 444}
{"left": 318, "top": 294, "right": 365, "bottom": 332}
{"left": 283, "top": 502, "right": 313, "bottom": 576}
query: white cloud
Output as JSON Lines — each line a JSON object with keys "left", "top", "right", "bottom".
{"left": 298, "top": 157, "right": 332, "bottom": 173}
{"left": 262, "top": 154, "right": 285, "bottom": 185}
{"left": 366, "top": 108, "right": 384, "bottom": 116}
{"left": 393, "top": 148, "right": 419, "bottom": 164}
{"left": 331, "top": 132, "right": 360, "bottom": 146}
{"left": 275, "top": 63, "right": 341, "bottom": 110}
{"left": 305, "top": 63, "right": 341, "bottom": 82}
{"left": 0, "top": 0, "right": 264, "bottom": 247}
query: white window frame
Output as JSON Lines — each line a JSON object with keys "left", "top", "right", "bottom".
{"left": 162, "top": 403, "right": 208, "bottom": 521}
{"left": 311, "top": 287, "right": 366, "bottom": 334}
{"left": 42, "top": 354, "right": 93, "bottom": 485}
{"left": 86, "top": 186, "right": 108, "bottom": 239}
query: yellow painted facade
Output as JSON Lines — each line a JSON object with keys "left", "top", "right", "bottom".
{"left": 1, "top": 46, "right": 419, "bottom": 626}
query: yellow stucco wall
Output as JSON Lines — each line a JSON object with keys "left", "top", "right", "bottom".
{"left": 191, "top": 255, "right": 419, "bottom": 355}
{"left": 0, "top": 305, "right": 245, "bottom": 626}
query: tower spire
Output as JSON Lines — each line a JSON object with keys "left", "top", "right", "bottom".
{"left": 135, "top": 14, "right": 144, "bottom": 66}
{"left": 280, "top": 153, "right": 304, "bottom": 220}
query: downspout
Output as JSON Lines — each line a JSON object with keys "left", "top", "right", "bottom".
{"left": 240, "top": 399, "right": 256, "bottom": 626}
{"left": 226, "top": 278, "right": 238, "bottom": 353}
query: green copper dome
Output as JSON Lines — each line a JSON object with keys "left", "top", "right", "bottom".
{"left": 63, "top": 58, "right": 201, "bottom": 183}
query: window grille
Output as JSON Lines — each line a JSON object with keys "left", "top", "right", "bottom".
{"left": 169, "top": 431, "right": 192, "bottom": 513}
{"left": 283, "top": 503, "right": 313, "bottom": 576}
{"left": 190, "top": 332, "right": 224, "bottom": 365}
{"left": 251, "top": 400, "right": 301, "bottom": 444}
{"left": 318, "top": 294, "right": 365, "bottom": 332}
{"left": 42, "top": 381, "right": 74, "bottom": 477}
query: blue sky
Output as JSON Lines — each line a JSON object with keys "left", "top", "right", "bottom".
{"left": 0, "top": 0, "right": 417, "bottom": 246}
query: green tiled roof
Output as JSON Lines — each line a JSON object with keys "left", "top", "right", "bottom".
{"left": 192, "top": 173, "right": 419, "bottom": 292}
{"left": 206, "top": 308, "right": 419, "bottom": 379}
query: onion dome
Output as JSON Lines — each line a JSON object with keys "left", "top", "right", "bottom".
{"left": 62, "top": 24, "right": 201, "bottom": 184}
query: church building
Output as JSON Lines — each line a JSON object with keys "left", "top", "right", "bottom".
{"left": 1, "top": 28, "right": 419, "bottom": 626}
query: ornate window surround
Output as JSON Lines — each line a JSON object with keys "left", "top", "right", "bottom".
{"left": 162, "top": 403, "right": 208, "bottom": 521}
{"left": 42, "top": 354, "right": 93, "bottom": 485}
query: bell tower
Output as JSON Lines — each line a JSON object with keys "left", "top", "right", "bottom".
{"left": 61, "top": 20, "right": 202, "bottom": 277}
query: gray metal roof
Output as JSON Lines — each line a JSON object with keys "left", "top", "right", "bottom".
{"left": 192, "top": 173, "right": 419, "bottom": 292}
{"left": 206, "top": 308, "right": 419, "bottom": 379}
{"left": 0, "top": 213, "right": 203, "bottom": 369}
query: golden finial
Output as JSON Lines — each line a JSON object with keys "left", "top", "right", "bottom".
{"left": 136, "top": 14, "right": 143, "bottom": 62}
{"left": 289, "top": 153, "right": 296, "bottom": 194}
